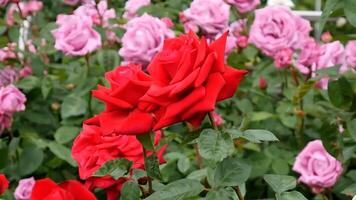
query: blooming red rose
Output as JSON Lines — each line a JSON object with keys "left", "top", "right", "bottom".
{"left": 30, "top": 178, "right": 96, "bottom": 200}
{"left": 0, "top": 174, "right": 9, "bottom": 196}
{"left": 71, "top": 116, "right": 166, "bottom": 199}
{"left": 92, "top": 64, "right": 154, "bottom": 135}
{"left": 141, "top": 31, "right": 247, "bottom": 129}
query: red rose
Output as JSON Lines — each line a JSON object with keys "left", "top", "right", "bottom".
{"left": 92, "top": 64, "right": 154, "bottom": 135}
{"left": 71, "top": 116, "right": 166, "bottom": 199}
{"left": 141, "top": 32, "right": 247, "bottom": 129}
{"left": 30, "top": 178, "right": 96, "bottom": 200}
{"left": 0, "top": 174, "right": 9, "bottom": 196}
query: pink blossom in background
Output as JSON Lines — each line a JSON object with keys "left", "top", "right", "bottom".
{"left": 14, "top": 177, "right": 35, "bottom": 200}
{"left": 296, "top": 38, "right": 321, "bottom": 74}
{"left": 212, "top": 112, "right": 224, "bottom": 126}
{"left": 225, "top": 0, "right": 260, "bottom": 13}
{"left": 119, "top": 14, "right": 174, "bottom": 67}
{"left": 6, "top": 0, "right": 43, "bottom": 26}
{"left": 161, "top": 17, "right": 174, "bottom": 28}
{"left": 321, "top": 32, "right": 332, "bottom": 43}
{"left": 0, "top": 0, "right": 9, "bottom": 7}
{"left": 52, "top": 14, "right": 102, "bottom": 56}
{"left": 26, "top": 40, "right": 37, "bottom": 54}
{"left": 182, "top": 0, "right": 230, "bottom": 38}
{"left": 63, "top": 0, "right": 80, "bottom": 5}
{"left": 313, "top": 41, "right": 345, "bottom": 89}
{"left": 293, "top": 140, "right": 343, "bottom": 194}
{"left": 0, "top": 45, "right": 17, "bottom": 62}
{"left": 230, "top": 19, "right": 247, "bottom": 37}
{"left": 0, "top": 85, "right": 26, "bottom": 114}
{"left": 249, "top": 6, "right": 311, "bottom": 56}
{"left": 273, "top": 48, "right": 293, "bottom": 69}
{"left": 259, "top": 76, "right": 267, "bottom": 90}
{"left": 345, "top": 40, "right": 356, "bottom": 69}
{"left": 236, "top": 35, "right": 248, "bottom": 48}
{"left": 19, "top": 66, "right": 32, "bottom": 78}
{"left": 0, "top": 112, "right": 12, "bottom": 135}
{"left": 0, "top": 67, "right": 19, "bottom": 87}
{"left": 74, "top": 0, "right": 115, "bottom": 27}
{"left": 123, "top": 0, "right": 150, "bottom": 19}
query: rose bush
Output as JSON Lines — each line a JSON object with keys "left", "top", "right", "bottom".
{"left": 0, "top": 0, "right": 355, "bottom": 200}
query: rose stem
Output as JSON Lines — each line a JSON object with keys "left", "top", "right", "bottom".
{"left": 141, "top": 146, "right": 153, "bottom": 194}
{"left": 85, "top": 54, "right": 93, "bottom": 116}
{"left": 207, "top": 112, "right": 218, "bottom": 131}
{"left": 290, "top": 67, "right": 300, "bottom": 86}
{"left": 187, "top": 123, "right": 203, "bottom": 168}
{"left": 233, "top": 186, "right": 245, "bottom": 200}
{"left": 207, "top": 112, "right": 245, "bottom": 200}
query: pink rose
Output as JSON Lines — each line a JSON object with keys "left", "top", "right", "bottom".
{"left": 225, "top": 0, "right": 260, "bottom": 13}
{"left": 123, "top": 0, "right": 150, "bottom": 19}
{"left": 296, "top": 38, "right": 321, "bottom": 74}
{"left": 14, "top": 177, "right": 35, "bottom": 200}
{"left": 0, "top": 113, "right": 12, "bottom": 135}
{"left": 293, "top": 140, "right": 343, "bottom": 194}
{"left": 249, "top": 6, "right": 311, "bottom": 56}
{"left": 0, "top": 84, "right": 26, "bottom": 113}
{"left": 0, "top": 67, "right": 19, "bottom": 87}
{"left": 218, "top": 19, "right": 247, "bottom": 55}
{"left": 0, "top": 0, "right": 9, "bottom": 7}
{"left": 345, "top": 40, "right": 356, "bottom": 68}
{"left": 182, "top": 0, "right": 230, "bottom": 38}
{"left": 119, "top": 14, "right": 174, "bottom": 67}
{"left": 313, "top": 41, "right": 344, "bottom": 89}
{"left": 273, "top": 48, "right": 293, "bottom": 69}
{"left": 52, "top": 14, "right": 102, "bottom": 56}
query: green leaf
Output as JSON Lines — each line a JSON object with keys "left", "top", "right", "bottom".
{"left": 60, "top": 96, "right": 87, "bottom": 119}
{"left": 144, "top": 154, "right": 161, "bottom": 180}
{"left": 344, "top": 0, "right": 356, "bottom": 27}
{"left": 341, "top": 183, "right": 356, "bottom": 197}
{"left": 242, "top": 129, "right": 279, "bottom": 143}
{"left": 206, "top": 187, "right": 238, "bottom": 200}
{"left": 198, "top": 129, "right": 234, "bottom": 163}
{"left": 54, "top": 126, "right": 80, "bottom": 144}
{"left": 48, "top": 142, "right": 77, "bottom": 167}
{"left": 250, "top": 112, "right": 275, "bottom": 122}
{"left": 264, "top": 174, "right": 296, "bottom": 193}
{"left": 120, "top": 181, "right": 141, "bottom": 200}
{"left": 177, "top": 156, "right": 190, "bottom": 174}
{"left": 187, "top": 168, "right": 207, "bottom": 181}
{"left": 347, "top": 119, "right": 356, "bottom": 142}
{"left": 96, "top": 49, "right": 121, "bottom": 71}
{"left": 16, "top": 76, "right": 40, "bottom": 91}
{"left": 18, "top": 146, "right": 44, "bottom": 176}
{"left": 41, "top": 76, "right": 52, "bottom": 99}
{"left": 214, "top": 157, "right": 251, "bottom": 188}
{"left": 137, "top": 133, "right": 155, "bottom": 151}
{"left": 328, "top": 77, "right": 354, "bottom": 110}
{"left": 319, "top": 0, "right": 343, "bottom": 32}
{"left": 144, "top": 179, "right": 204, "bottom": 200}
{"left": 93, "top": 158, "right": 132, "bottom": 180}
{"left": 276, "top": 191, "right": 307, "bottom": 200}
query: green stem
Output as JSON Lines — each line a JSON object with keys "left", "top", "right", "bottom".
{"left": 208, "top": 112, "right": 218, "bottom": 131}
{"left": 295, "top": 99, "right": 305, "bottom": 147}
{"left": 142, "top": 146, "right": 153, "bottom": 194}
{"left": 233, "top": 186, "right": 245, "bottom": 200}
{"left": 85, "top": 54, "right": 93, "bottom": 116}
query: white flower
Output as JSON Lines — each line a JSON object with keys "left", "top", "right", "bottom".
{"left": 267, "top": 0, "right": 294, "bottom": 7}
